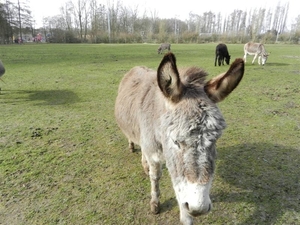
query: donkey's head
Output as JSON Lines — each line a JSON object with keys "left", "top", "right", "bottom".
{"left": 225, "top": 55, "right": 231, "bottom": 65}
{"left": 261, "top": 53, "right": 269, "bottom": 66}
{"left": 157, "top": 53, "right": 244, "bottom": 224}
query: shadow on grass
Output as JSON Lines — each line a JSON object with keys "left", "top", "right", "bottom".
{"left": 265, "top": 62, "right": 290, "bottom": 66}
{"left": 2, "top": 90, "right": 80, "bottom": 105}
{"left": 216, "top": 142, "right": 299, "bottom": 224}
{"left": 27, "top": 90, "right": 80, "bottom": 105}
{"left": 245, "top": 62, "right": 289, "bottom": 67}
{"left": 159, "top": 197, "right": 177, "bottom": 214}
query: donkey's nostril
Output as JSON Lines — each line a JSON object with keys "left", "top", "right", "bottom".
{"left": 184, "top": 202, "right": 212, "bottom": 217}
{"left": 207, "top": 203, "right": 211, "bottom": 212}
{"left": 184, "top": 202, "right": 189, "bottom": 211}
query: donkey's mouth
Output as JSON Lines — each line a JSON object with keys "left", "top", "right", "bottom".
{"left": 185, "top": 203, "right": 212, "bottom": 217}
{"left": 190, "top": 211, "right": 203, "bottom": 217}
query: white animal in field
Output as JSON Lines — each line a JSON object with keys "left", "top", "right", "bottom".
{"left": 115, "top": 53, "right": 245, "bottom": 225}
{"left": 243, "top": 42, "right": 269, "bottom": 65}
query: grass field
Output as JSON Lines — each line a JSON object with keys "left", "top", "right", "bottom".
{"left": 0, "top": 43, "right": 299, "bottom": 225}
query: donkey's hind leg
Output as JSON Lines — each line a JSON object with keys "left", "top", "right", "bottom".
{"left": 252, "top": 53, "right": 258, "bottom": 64}
{"left": 141, "top": 153, "right": 149, "bottom": 175}
{"left": 128, "top": 140, "right": 134, "bottom": 152}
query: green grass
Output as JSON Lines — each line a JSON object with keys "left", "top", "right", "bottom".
{"left": 0, "top": 43, "right": 299, "bottom": 225}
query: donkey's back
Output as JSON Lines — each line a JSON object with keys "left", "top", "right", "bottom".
{"left": 158, "top": 43, "right": 171, "bottom": 54}
{"left": 115, "top": 66, "right": 162, "bottom": 149}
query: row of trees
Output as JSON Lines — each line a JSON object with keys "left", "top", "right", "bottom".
{"left": 1, "top": 0, "right": 300, "bottom": 44}
{"left": 0, "top": 0, "right": 33, "bottom": 43}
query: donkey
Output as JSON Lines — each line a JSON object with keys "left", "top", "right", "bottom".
{"left": 0, "top": 60, "right": 5, "bottom": 77}
{"left": 215, "top": 43, "right": 231, "bottom": 66}
{"left": 115, "top": 53, "right": 244, "bottom": 225}
{"left": 0, "top": 60, "right": 5, "bottom": 82}
{"left": 243, "top": 42, "right": 269, "bottom": 65}
{"left": 158, "top": 43, "right": 171, "bottom": 54}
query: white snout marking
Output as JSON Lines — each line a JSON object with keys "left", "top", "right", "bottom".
{"left": 175, "top": 179, "right": 212, "bottom": 217}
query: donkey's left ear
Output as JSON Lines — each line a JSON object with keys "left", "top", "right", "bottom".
{"left": 157, "top": 53, "right": 183, "bottom": 102}
{"left": 205, "top": 58, "right": 244, "bottom": 103}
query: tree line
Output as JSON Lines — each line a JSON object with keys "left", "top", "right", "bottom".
{"left": 1, "top": 0, "right": 300, "bottom": 44}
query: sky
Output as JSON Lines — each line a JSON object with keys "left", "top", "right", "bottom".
{"left": 9, "top": 0, "right": 299, "bottom": 28}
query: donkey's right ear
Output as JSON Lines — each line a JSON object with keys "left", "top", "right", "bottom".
{"left": 157, "top": 53, "right": 183, "bottom": 102}
{"left": 204, "top": 58, "right": 244, "bottom": 103}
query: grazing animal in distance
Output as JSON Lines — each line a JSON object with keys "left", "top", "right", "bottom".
{"left": 215, "top": 43, "right": 231, "bottom": 66}
{"left": 115, "top": 53, "right": 244, "bottom": 225}
{"left": 0, "top": 60, "right": 5, "bottom": 77}
{"left": 158, "top": 43, "right": 171, "bottom": 54}
{"left": 243, "top": 42, "right": 269, "bottom": 65}
{"left": 0, "top": 60, "right": 5, "bottom": 82}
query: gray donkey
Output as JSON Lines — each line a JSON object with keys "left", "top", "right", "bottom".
{"left": 158, "top": 43, "right": 171, "bottom": 54}
{"left": 243, "top": 42, "right": 269, "bottom": 65}
{"left": 115, "top": 53, "right": 244, "bottom": 225}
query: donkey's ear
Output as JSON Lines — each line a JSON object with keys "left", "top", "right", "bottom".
{"left": 157, "top": 53, "right": 183, "bottom": 102}
{"left": 205, "top": 58, "right": 244, "bottom": 103}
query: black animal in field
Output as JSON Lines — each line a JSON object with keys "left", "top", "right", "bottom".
{"left": 0, "top": 60, "right": 5, "bottom": 80}
{"left": 0, "top": 60, "right": 5, "bottom": 75}
{"left": 215, "top": 43, "right": 231, "bottom": 66}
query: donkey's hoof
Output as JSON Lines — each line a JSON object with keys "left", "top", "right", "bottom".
{"left": 150, "top": 201, "right": 160, "bottom": 214}
{"left": 129, "top": 142, "right": 135, "bottom": 152}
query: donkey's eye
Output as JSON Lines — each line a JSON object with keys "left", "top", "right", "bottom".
{"left": 173, "top": 139, "right": 180, "bottom": 148}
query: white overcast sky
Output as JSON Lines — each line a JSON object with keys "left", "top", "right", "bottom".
{"left": 8, "top": 0, "right": 299, "bottom": 27}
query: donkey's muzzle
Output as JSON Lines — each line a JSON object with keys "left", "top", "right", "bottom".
{"left": 184, "top": 202, "right": 212, "bottom": 217}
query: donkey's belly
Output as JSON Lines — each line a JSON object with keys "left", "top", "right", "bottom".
{"left": 115, "top": 66, "right": 158, "bottom": 146}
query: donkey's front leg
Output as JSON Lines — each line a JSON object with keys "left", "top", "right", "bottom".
{"left": 257, "top": 55, "right": 262, "bottom": 65}
{"left": 148, "top": 160, "right": 162, "bottom": 214}
{"left": 252, "top": 53, "right": 258, "bottom": 64}
{"left": 128, "top": 140, "right": 134, "bottom": 152}
{"left": 243, "top": 54, "right": 247, "bottom": 63}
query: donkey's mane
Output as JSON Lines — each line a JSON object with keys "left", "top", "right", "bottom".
{"left": 181, "top": 67, "right": 208, "bottom": 86}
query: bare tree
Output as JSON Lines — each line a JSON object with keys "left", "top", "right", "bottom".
{"left": 89, "top": 0, "right": 98, "bottom": 42}
{"left": 71, "top": 0, "right": 87, "bottom": 42}
{"left": 83, "top": 0, "right": 90, "bottom": 41}
{"left": 16, "top": 0, "right": 32, "bottom": 42}
{"left": 271, "top": 1, "right": 289, "bottom": 41}
{"left": 22, "top": 0, "right": 298, "bottom": 44}
{"left": 60, "top": 1, "right": 73, "bottom": 31}
{"left": 0, "top": 1, "right": 12, "bottom": 43}
{"left": 290, "top": 15, "right": 300, "bottom": 43}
